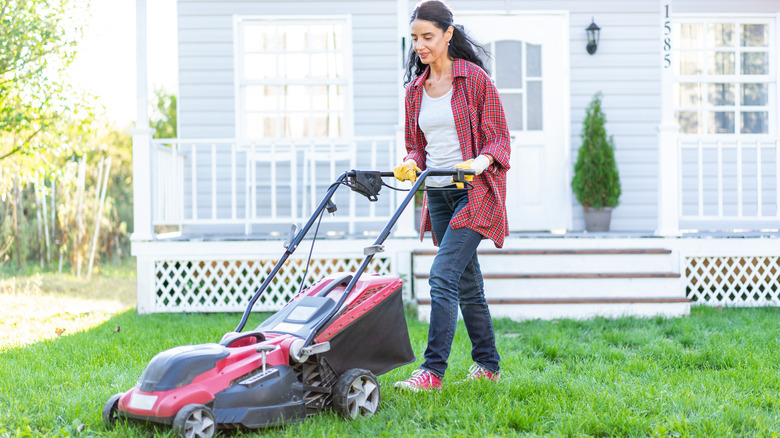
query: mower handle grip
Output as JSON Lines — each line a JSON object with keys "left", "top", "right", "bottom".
{"left": 345, "top": 169, "right": 476, "bottom": 178}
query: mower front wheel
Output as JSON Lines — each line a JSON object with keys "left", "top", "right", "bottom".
{"left": 332, "top": 368, "right": 380, "bottom": 420}
{"left": 102, "top": 393, "right": 123, "bottom": 429}
{"left": 173, "top": 404, "right": 216, "bottom": 438}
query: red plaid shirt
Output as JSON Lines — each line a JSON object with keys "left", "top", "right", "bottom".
{"left": 404, "top": 59, "right": 511, "bottom": 248}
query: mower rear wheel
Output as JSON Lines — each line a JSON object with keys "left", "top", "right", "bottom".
{"left": 102, "top": 393, "right": 123, "bottom": 429}
{"left": 172, "top": 404, "right": 216, "bottom": 438}
{"left": 332, "top": 368, "right": 380, "bottom": 419}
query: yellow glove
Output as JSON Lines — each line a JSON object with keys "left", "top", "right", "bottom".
{"left": 453, "top": 160, "right": 474, "bottom": 189}
{"left": 393, "top": 159, "right": 421, "bottom": 182}
{"left": 453, "top": 155, "right": 491, "bottom": 188}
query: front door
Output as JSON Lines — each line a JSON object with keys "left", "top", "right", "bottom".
{"left": 459, "top": 13, "right": 570, "bottom": 231}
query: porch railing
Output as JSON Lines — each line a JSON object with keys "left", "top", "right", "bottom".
{"left": 150, "top": 137, "right": 399, "bottom": 235}
{"left": 679, "top": 137, "right": 780, "bottom": 229}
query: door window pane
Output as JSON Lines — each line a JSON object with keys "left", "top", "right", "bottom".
{"left": 526, "top": 81, "right": 542, "bottom": 130}
{"left": 741, "top": 53, "right": 768, "bottom": 75}
{"left": 741, "top": 112, "right": 768, "bottom": 133}
{"left": 708, "top": 83, "right": 734, "bottom": 106}
{"left": 708, "top": 23, "right": 734, "bottom": 47}
{"left": 526, "top": 44, "right": 542, "bottom": 77}
{"left": 708, "top": 51, "right": 734, "bottom": 75}
{"left": 494, "top": 41, "right": 523, "bottom": 89}
{"left": 499, "top": 92, "right": 523, "bottom": 130}
{"left": 741, "top": 24, "right": 768, "bottom": 47}
{"left": 708, "top": 112, "right": 735, "bottom": 133}
{"left": 741, "top": 83, "right": 768, "bottom": 106}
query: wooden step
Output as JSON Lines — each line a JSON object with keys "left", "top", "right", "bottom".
{"left": 413, "top": 276, "right": 684, "bottom": 301}
{"left": 413, "top": 248, "right": 672, "bottom": 256}
{"left": 416, "top": 301, "right": 691, "bottom": 322}
{"left": 410, "top": 247, "right": 688, "bottom": 321}
{"left": 414, "top": 272, "right": 680, "bottom": 279}
{"left": 417, "top": 297, "right": 690, "bottom": 305}
{"left": 411, "top": 248, "right": 678, "bottom": 275}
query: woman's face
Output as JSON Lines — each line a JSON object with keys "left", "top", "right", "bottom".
{"left": 410, "top": 19, "right": 452, "bottom": 65}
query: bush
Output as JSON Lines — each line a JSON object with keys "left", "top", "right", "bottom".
{"left": 571, "top": 92, "right": 621, "bottom": 209}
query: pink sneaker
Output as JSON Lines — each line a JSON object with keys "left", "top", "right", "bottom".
{"left": 465, "top": 364, "right": 501, "bottom": 382}
{"left": 394, "top": 369, "right": 442, "bottom": 391}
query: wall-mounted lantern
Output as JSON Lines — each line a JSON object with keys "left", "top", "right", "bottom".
{"left": 586, "top": 18, "right": 601, "bottom": 55}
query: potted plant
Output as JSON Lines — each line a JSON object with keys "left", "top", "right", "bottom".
{"left": 571, "top": 92, "right": 621, "bottom": 231}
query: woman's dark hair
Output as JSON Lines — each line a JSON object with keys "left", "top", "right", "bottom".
{"left": 404, "top": 0, "right": 491, "bottom": 85}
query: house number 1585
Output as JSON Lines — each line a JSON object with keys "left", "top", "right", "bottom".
{"left": 663, "top": 3, "right": 671, "bottom": 68}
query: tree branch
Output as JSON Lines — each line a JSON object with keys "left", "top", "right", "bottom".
{"left": 0, "top": 123, "right": 48, "bottom": 161}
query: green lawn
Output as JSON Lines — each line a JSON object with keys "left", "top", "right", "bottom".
{"left": 2, "top": 304, "right": 780, "bottom": 437}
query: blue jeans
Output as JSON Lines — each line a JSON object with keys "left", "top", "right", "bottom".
{"left": 421, "top": 188, "right": 501, "bottom": 378}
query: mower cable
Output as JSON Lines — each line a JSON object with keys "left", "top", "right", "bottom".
{"left": 296, "top": 184, "right": 334, "bottom": 296}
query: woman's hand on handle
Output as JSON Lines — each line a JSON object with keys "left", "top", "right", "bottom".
{"left": 452, "top": 155, "right": 492, "bottom": 188}
{"left": 394, "top": 159, "right": 421, "bottom": 182}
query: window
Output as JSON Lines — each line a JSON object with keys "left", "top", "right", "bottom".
{"left": 236, "top": 17, "right": 351, "bottom": 138}
{"left": 486, "top": 40, "right": 543, "bottom": 131}
{"left": 673, "top": 19, "right": 775, "bottom": 135}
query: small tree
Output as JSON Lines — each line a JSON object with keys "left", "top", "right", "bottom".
{"left": 571, "top": 92, "right": 621, "bottom": 210}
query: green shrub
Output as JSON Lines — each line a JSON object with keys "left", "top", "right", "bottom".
{"left": 571, "top": 92, "right": 621, "bottom": 209}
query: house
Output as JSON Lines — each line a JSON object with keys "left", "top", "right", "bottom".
{"left": 130, "top": 0, "right": 780, "bottom": 321}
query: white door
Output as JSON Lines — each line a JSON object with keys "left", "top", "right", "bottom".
{"left": 459, "top": 13, "right": 570, "bottom": 231}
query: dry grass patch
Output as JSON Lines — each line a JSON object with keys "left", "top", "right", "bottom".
{"left": 0, "top": 267, "right": 135, "bottom": 349}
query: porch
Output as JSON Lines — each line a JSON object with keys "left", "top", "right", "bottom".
{"left": 130, "top": 132, "right": 780, "bottom": 319}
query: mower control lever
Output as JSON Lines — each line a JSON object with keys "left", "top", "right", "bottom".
{"left": 300, "top": 341, "right": 331, "bottom": 357}
{"left": 363, "top": 245, "right": 384, "bottom": 256}
{"left": 283, "top": 224, "right": 297, "bottom": 250}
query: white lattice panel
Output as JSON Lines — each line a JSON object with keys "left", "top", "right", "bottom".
{"left": 685, "top": 256, "right": 780, "bottom": 306}
{"left": 154, "top": 257, "right": 391, "bottom": 312}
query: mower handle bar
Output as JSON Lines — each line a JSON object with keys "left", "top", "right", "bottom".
{"left": 345, "top": 169, "right": 476, "bottom": 178}
{"left": 234, "top": 168, "right": 475, "bottom": 334}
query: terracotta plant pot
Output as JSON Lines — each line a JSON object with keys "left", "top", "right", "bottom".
{"left": 583, "top": 207, "right": 612, "bottom": 232}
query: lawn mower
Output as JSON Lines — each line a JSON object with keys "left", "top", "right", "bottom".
{"left": 102, "top": 168, "right": 473, "bottom": 437}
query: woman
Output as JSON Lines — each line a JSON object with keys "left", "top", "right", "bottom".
{"left": 393, "top": 0, "right": 511, "bottom": 391}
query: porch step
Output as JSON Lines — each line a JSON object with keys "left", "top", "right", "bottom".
{"left": 411, "top": 248, "right": 689, "bottom": 321}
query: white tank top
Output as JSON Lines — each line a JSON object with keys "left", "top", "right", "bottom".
{"left": 418, "top": 86, "right": 462, "bottom": 187}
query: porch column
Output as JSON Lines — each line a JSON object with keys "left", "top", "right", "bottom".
{"left": 132, "top": 0, "right": 153, "bottom": 241}
{"left": 133, "top": 0, "right": 155, "bottom": 313}
{"left": 394, "top": 0, "right": 417, "bottom": 238}
{"left": 656, "top": 0, "right": 680, "bottom": 236}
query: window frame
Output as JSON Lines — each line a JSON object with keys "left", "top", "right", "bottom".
{"left": 671, "top": 14, "right": 777, "bottom": 138}
{"left": 233, "top": 15, "right": 354, "bottom": 139}
{"left": 485, "top": 39, "right": 544, "bottom": 132}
